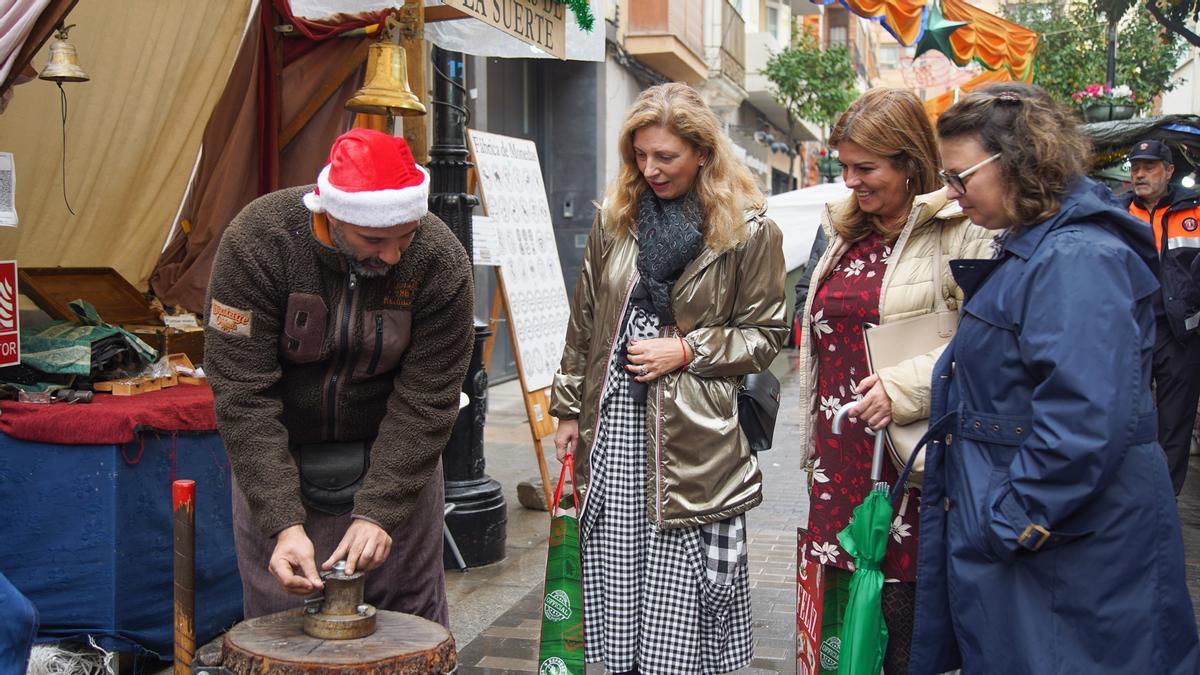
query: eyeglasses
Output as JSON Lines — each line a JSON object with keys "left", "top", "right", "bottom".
{"left": 939, "top": 153, "right": 1001, "bottom": 194}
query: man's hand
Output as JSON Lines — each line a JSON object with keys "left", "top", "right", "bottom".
{"left": 554, "top": 419, "right": 580, "bottom": 462}
{"left": 324, "top": 519, "right": 393, "bottom": 575}
{"left": 269, "top": 525, "right": 324, "bottom": 595}
{"left": 851, "top": 374, "right": 893, "bottom": 430}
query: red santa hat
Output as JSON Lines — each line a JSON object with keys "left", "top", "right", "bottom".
{"left": 302, "top": 129, "right": 429, "bottom": 227}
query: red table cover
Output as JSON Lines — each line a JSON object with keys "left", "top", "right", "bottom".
{"left": 0, "top": 384, "right": 217, "bottom": 445}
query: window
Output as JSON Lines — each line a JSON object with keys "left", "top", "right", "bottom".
{"left": 879, "top": 45, "right": 899, "bottom": 66}
{"left": 829, "top": 25, "right": 848, "bottom": 47}
{"left": 766, "top": 6, "right": 779, "bottom": 38}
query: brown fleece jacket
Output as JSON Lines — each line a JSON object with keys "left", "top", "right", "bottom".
{"left": 205, "top": 186, "right": 474, "bottom": 537}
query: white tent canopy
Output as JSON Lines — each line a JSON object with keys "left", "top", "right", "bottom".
{"left": 766, "top": 181, "right": 849, "bottom": 272}
{"left": 290, "top": 0, "right": 605, "bottom": 61}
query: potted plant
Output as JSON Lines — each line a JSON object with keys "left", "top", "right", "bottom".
{"left": 1072, "top": 83, "right": 1140, "bottom": 122}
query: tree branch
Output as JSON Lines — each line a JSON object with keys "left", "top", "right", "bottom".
{"left": 1147, "top": 0, "right": 1200, "bottom": 48}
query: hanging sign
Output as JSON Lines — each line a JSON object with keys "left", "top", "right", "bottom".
{"left": 0, "top": 261, "right": 20, "bottom": 368}
{"left": 0, "top": 153, "right": 17, "bottom": 227}
{"left": 442, "top": 0, "right": 567, "bottom": 59}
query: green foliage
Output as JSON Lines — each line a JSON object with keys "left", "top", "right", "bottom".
{"left": 762, "top": 30, "right": 857, "bottom": 138}
{"left": 1004, "top": 1, "right": 1185, "bottom": 113}
{"left": 553, "top": 0, "right": 594, "bottom": 32}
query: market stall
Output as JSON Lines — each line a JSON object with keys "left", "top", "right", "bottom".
{"left": 0, "top": 385, "right": 241, "bottom": 659}
{"left": 0, "top": 0, "right": 604, "bottom": 667}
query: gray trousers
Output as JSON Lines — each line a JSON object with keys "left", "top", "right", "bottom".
{"left": 231, "top": 465, "right": 449, "bottom": 628}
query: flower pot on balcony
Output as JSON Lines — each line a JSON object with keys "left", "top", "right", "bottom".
{"left": 1084, "top": 103, "right": 1137, "bottom": 122}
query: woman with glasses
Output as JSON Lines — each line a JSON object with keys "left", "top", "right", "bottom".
{"left": 796, "top": 87, "right": 990, "bottom": 673}
{"left": 909, "top": 81, "right": 1200, "bottom": 673}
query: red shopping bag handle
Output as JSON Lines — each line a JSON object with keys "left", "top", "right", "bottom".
{"left": 552, "top": 453, "right": 579, "bottom": 517}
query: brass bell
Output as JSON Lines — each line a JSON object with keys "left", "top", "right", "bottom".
{"left": 345, "top": 41, "right": 425, "bottom": 117}
{"left": 39, "top": 24, "right": 89, "bottom": 83}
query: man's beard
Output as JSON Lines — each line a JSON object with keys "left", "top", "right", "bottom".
{"left": 331, "top": 223, "right": 393, "bottom": 278}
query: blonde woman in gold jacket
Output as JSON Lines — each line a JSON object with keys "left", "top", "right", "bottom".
{"left": 796, "top": 88, "right": 992, "bottom": 673}
{"left": 550, "top": 83, "right": 787, "bottom": 674}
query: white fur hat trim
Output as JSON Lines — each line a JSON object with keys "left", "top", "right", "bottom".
{"left": 302, "top": 163, "right": 429, "bottom": 228}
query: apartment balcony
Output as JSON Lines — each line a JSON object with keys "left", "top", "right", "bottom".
{"left": 711, "top": 0, "right": 745, "bottom": 90}
{"left": 745, "top": 29, "right": 781, "bottom": 99}
{"left": 623, "top": 0, "right": 707, "bottom": 84}
{"left": 695, "top": 0, "right": 747, "bottom": 117}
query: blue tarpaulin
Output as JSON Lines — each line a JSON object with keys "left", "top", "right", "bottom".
{"left": 0, "top": 432, "right": 242, "bottom": 658}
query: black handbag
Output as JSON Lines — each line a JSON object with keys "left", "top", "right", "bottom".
{"left": 738, "top": 370, "right": 781, "bottom": 453}
{"left": 291, "top": 441, "right": 370, "bottom": 515}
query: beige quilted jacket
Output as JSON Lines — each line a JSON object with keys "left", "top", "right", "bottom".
{"left": 796, "top": 188, "right": 993, "bottom": 481}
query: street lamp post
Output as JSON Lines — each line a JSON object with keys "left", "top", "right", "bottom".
{"left": 427, "top": 46, "right": 507, "bottom": 568}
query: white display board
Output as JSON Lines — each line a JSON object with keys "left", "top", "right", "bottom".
{"left": 467, "top": 129, "right": 569, "bottom": 393}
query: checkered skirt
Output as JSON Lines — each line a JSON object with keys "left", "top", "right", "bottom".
{"left": 580, "top": 304, "right": 753, "bottom": 675}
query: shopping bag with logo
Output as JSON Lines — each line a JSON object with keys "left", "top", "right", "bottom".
{"left": 537, "top": 454, "right": 585, "bottom": 675}
{"left": 797, "top": 529, "right": 851, "bottom": 675}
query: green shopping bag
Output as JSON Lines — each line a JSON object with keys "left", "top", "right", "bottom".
{"left": 818, "top": 568, "right": 852, "bottom": 674}
{"left": 537, "top": 454, "right": 585, "bottom": 675}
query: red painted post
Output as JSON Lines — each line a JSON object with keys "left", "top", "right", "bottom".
{"left": 173, "top": 479, "right": 195, "bottom": 674}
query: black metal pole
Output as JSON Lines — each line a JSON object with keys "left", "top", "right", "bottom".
{"left": 1106, "top": 18, "right": 1118, "bottom": 89}
{"left": 428, "top": 46, "right": 507, "bottom": 568}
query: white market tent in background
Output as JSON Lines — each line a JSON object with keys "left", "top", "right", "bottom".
{"left": 291, "top": 0, "right": 605, "bottom": 61}
{"left": 766, "top": 181, "right": 849, "bottom": 273}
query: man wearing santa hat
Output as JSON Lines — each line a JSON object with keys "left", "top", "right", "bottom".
{"left": 205, "top": 129, "right": 474, "bottom": 627}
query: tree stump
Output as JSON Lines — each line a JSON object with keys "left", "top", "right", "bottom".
{"left": 222, "top": 608, "right": 456, "bottom": 674}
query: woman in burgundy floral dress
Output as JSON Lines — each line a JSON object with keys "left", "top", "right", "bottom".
{"left": 795, "top": 89, "right": 992, "bottom": 673}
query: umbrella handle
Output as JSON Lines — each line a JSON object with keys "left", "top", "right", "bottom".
{"left": 832, "top": 401, "right": 888, "bottom": 483}
{"left": 830, "top": 401, "right": 857, "bottom": 435}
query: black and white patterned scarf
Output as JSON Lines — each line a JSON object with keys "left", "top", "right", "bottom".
{"left": 635, "top": 189, "right": 705, "bottom": 325}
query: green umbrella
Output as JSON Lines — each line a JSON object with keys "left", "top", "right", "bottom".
{"left": 830, "top": 404, "right": 893, "bottom": 675}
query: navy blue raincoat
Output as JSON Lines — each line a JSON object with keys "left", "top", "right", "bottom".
{"left": 909, "top": 180, "right": 1200, "bottom": 674}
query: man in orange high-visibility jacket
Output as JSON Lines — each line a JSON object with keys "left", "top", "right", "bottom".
{"left": 1122, "top": 139, "right": 1200, "bottom": 494}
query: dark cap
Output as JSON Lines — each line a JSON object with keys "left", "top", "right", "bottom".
{"left": 1128, "top": 139, "right": 1173, "bottom": 164}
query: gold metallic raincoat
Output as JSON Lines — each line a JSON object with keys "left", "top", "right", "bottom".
{"left": 550, "top": 206, "right": 788, "bottom": 529}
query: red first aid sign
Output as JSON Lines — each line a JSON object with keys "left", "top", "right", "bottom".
{"left": 0, "top": 261, "right": 19, "bottom": 368}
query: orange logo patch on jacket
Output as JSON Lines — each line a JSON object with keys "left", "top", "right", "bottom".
{"left": 209, "top": 299, "right": 252, "bottom": 337}
{"left": 384, "top": 281, "right": 418, "bottom": 309}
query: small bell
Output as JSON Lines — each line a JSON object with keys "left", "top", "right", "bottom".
{"left": 39, "top": 24, "right": 89, "bottom": 83}
{"left": 345, "top": 41, "right": 425, "bottom": 117}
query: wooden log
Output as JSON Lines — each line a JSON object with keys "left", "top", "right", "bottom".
{"left": 222, "top": 609, "right": 456, "bottom": 674}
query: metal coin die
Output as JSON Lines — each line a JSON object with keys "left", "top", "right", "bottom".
{"left": 302, "top": 561, "right": 378, "bottom": 640}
